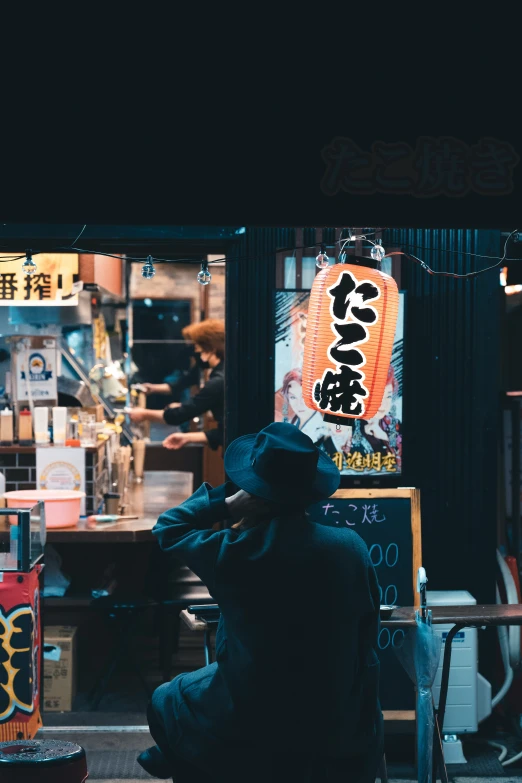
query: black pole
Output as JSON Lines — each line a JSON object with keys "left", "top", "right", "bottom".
{"left": 511, "top": 400, "right": 521, "bottom": 571}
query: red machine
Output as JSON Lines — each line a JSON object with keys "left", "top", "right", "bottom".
{"left": 0, "top": 503, "right": 45, "bottom": 741}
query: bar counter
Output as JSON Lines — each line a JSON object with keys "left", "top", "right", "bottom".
{"left": 0, "top": 470, "right": 193, "bottom": 543}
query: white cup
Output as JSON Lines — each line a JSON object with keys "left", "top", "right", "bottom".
{"left": 34, "top": 407, "right": 49, "bottom": 444}
{"left": 52, "top": 407, "right": 67, "bottom": 446}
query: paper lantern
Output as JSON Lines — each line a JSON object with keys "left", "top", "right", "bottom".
{"left": 302, "top": 262, "right": 399, "bottom": 424}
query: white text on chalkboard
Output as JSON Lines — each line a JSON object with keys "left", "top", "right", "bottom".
{"left": 321, "top": 502, "right": 386, "bottom": 526}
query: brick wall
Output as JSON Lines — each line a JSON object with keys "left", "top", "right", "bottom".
{"left": 0, "top": 452, "right": 37, "bottom": 492}
{"left": 0, "top": 446, "right": 109, "bottom": 516}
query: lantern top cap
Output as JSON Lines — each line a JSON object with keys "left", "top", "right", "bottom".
{"left": 338, "top": 253, "right": 383, "bottom": 271}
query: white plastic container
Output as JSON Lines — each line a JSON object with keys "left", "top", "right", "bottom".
{"left": 52, "top": 407, "right": 67, "bottom": 446}
{"left": 34, "top": 407, "right": 50, "bottom": 444}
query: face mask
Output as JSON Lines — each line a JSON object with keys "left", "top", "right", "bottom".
{"left": 197, "top": 354, "right": 210, "bottom": 370}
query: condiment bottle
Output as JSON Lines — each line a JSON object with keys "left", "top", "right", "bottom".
{"left": 0, "top": 407, "right": 14, "bottom": 446}
{"left": 18, "top": 408, "right": 33, "bottom": 446}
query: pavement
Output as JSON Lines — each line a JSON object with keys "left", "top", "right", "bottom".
{"left": 35, "top": 717, "right": 522, "bottom": 781}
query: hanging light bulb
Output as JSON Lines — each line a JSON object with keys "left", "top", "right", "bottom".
{"left": 141, "top": 255, "right": 156, "bottom": 279}
{"left": 197, "top": 260, "right": 212, "bottom": 285}
{"left": 370, "top": 243, "right": 385, "bottom": 262}
{"left": 315, "top": 243, "right": 330, "bottom": 269}
{"left": 22, "top": 249, "right": 37, "bottom": 276}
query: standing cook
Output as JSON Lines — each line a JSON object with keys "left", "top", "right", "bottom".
{"left": 128, "top": 319, "right": 224, "bottom": 452}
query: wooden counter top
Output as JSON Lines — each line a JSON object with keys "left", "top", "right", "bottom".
{"left": 0, "top": 442, "right": 105, "bottom": 454}
{"left": 0, "top": 471, "right": 193, "bottom": 543}
{"left": 381, "top": 604, "right": 522, "bottom": 627}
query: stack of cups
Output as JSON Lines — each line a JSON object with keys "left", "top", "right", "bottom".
{"left": 34, "top": 407, "right": 50, "bottom": 445}
{"left": 52, "top": 407, "right": 67, "bottom": 446}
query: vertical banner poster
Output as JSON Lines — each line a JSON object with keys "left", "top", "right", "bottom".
{"left": 275, "top": 290, "right": 405, "bottom": 477}
{"left": 0, "top": 566, "right": 43, "bottom": 740}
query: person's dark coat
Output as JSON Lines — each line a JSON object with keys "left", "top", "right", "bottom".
{"left": 150, "top": 481, "right": 383, "bottom": 781}
{"left": 163, "top": 362, "right": 224, "bottom": 450}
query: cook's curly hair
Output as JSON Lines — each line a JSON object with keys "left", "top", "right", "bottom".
{"left": 182, "top": 319, "right": 225, "bottom": 359}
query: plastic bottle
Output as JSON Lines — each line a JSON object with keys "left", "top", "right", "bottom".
{"left": 0, "top": 408, "right": 14, "bottom": 446}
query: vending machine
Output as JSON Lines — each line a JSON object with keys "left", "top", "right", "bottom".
{"left": 0, "top": 502, "right": 45, "bottom": 741}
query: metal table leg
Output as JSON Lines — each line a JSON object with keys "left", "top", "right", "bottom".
{"left": 437, "top": 623, "right": 465, "bottom": 732}
{"left": 432, "top": 623, "right": 465, "bottom": 782}
{"left": 204, "top": 627, "right": 212, "bottom": 666}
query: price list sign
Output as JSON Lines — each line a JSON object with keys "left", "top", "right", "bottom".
{"left": 307, "top": 489, "right": 422, "bottom": 711}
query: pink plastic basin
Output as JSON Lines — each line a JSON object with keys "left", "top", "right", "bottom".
{"left": 3, "top": 490, "right": 85, "bottom": 528}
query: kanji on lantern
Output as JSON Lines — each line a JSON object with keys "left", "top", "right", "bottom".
{"left": 302, "top": 263, "right": 399, "bottom": 422}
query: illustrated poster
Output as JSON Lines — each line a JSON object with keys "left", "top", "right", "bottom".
{"left": 275, "top": 290, "right": 404, "bottom": 477}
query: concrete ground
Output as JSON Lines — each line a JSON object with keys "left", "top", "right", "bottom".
{"left": 35, "top": 720, "right": 522, "bottom": 781}
{"left": 78, "top": 779, "right": 522, "bottom": 783}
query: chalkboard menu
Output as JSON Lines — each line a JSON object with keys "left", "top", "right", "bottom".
{"left": 307, "top": 488, "right": 421, "bottom": 711}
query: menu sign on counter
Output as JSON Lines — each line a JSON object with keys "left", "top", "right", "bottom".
{"left": 36, "top": 447, "right": 86, "bottom": 515}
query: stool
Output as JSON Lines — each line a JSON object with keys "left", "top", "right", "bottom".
{"left": 187, "top": 603, "right": 221, "bottom": 665}
{"left": 158, "top": 578, "right": 215, "bottom": 681}
{"left": 88, "top": 595, "right": 157, "bottom": 710}
{"left": 0, "top": 740, "right": 88, "bottom": 783}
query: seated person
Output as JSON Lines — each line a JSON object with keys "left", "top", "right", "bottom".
{"left": 138, "top": 422, "right": 383, "bottom": 782}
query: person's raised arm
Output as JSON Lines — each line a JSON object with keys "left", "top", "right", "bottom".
{"left": 152, "top": 482, "right": 232, "bottom": 590}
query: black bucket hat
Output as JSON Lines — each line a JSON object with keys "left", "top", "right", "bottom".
{"left": 224, "top": 422, "right": 340, "bottom": 506}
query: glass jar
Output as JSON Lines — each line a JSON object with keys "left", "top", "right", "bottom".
{"left": 79, "top": 412, "right": 96, "bottom": 447}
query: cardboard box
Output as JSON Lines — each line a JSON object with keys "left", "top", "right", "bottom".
{"left": 43, "top": 626, "right": 77, "bottom": 712}
{"left": 85, "top": 404, "right": 104, "bottom": 423}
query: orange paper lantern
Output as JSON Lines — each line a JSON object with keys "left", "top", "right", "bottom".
{"left": 302, "top": 263, "right": 399, "bottom": 423}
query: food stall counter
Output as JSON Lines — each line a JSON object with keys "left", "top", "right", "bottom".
{"left": 0, "top": 470, "right": 193, "bottom": 543}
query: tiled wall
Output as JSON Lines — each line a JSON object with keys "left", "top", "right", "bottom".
{"left": 0, "top": 452, "right": 37, "bottom": 492}
{"left": 1, "top": 446, "right": 109, "bottom": 516}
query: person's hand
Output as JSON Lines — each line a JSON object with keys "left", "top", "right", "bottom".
{"left": 128, "top": 407, "right": 149, "bottom": 423}
{"left": 162, "top": 432, "right": 189, "bottom": 450}
{"left": 141, "top": 383, "right": 155, "bottom": 394}
{"left": 225, "top": 489, "right": 271, "bottom": 525}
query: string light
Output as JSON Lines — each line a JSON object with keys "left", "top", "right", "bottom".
{"left": 0, "top": 226, "right": 519, "bottom": 282}
{"left": 141, "top": 255, "right": 156, "bottom": 279}
{"left": 197, "top": 260, "right": 212, "bottom": 285}
{"left": 315, "top": 243, "right": 330, "bottom": 269}
{"left": 370, "top": 243, "right": 385, "bottom": 261}
{"left": 383, "top": 228, "right": 519, "bottom": 280}
{"left": 22, "top": 249, "right": 37, "bottom": 276}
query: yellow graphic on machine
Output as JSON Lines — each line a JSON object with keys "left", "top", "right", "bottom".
{"left": 39, "top": 461, "right": 82, "bottom": 490}
{"left": 0, "top": 605, "right": 36, "bottom": 721}
{"left": 17, "top": 348, "right": 58, "bottom": 402}
{"left": 22, "top": 353, "right": 54, "bottom": 383}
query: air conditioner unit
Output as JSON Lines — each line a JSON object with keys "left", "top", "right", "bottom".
{"left": 428, "top": 590, "right": 492, "bottom": 764}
